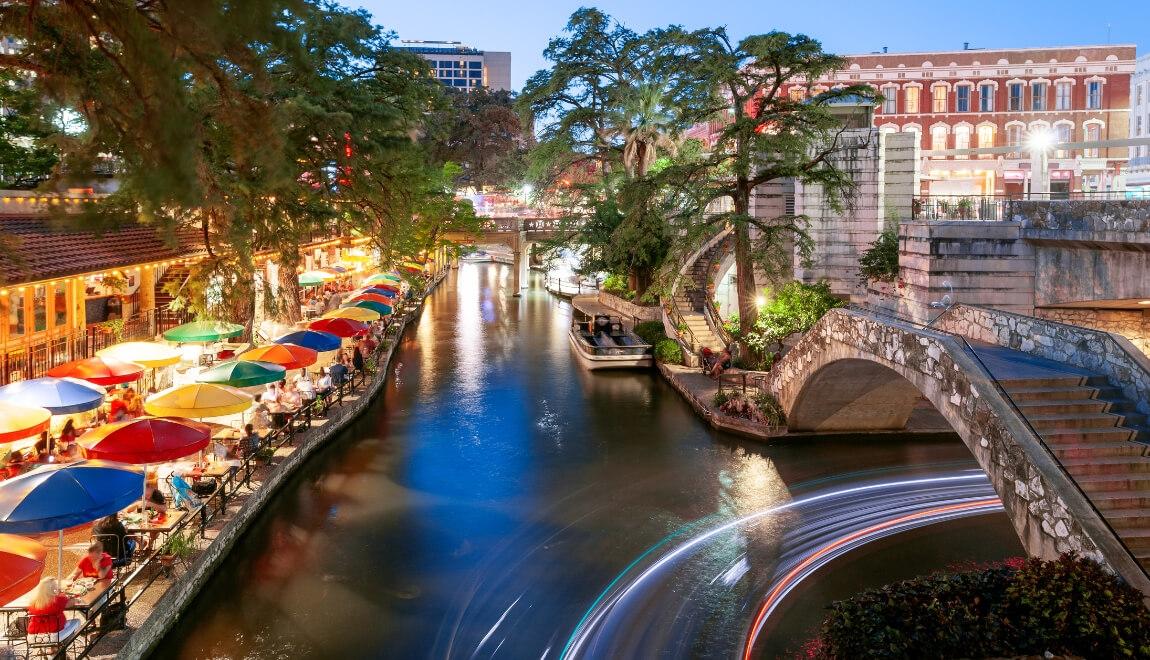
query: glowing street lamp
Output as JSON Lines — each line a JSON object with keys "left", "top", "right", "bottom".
{"left": 1025, "top": 128, "right": 1055, "bottom": 197}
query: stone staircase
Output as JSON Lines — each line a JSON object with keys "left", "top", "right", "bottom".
{"left": 976, "top": 344, "right": 1150, "bottom": 571}
{"left": 155, "top": 264, "right": 189, "bottom": 310}
{"left": 671, "top": 236, "right": 731, "bottom": 353}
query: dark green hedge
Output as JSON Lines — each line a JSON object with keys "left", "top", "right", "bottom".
{"left": 632, "top": 321, "right": 666, "bottom": 346}
{"left": 811, "top": 555, "right": 1150, "bottom": 659}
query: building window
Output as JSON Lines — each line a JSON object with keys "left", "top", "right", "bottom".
{"left": 788, "top": 87, "right": 804, "bottom": 101}
{"left": 8, "top": 290, "right": 24, "bottom": 337}
{"left": 1055, "top": 82, "right": 1072, "bottom": 110}
{"left": 1006, "top": 124, "right": 1023, "bottom": 157}
{"left": 954, "top": 125, "right": 971, "bottom": 151}
{"left": 1138, "top": 116, "right": 1144, "bottom": 136}
{"left": 904, "top": 87, "right": 920, "bottom": 113}
{"left": 1087, "top": 81, "right": 1102, "bottom": 109}
{"left": 1055, "top": 124, "right": 1072, "bottom": 158}
{"left": 955, "top": 85, "right": 970, "bottom": 112}
{"left": 53, "top": 283, "right": 66, "bottom": 329}
{"left": 881, "top": 86, "right": 897, "bottom": 113}
{"left": 32, "top": 285, "right": 46, "bottom": 333}
{"left": 1032, "top": 83, "right": 1047, "bottom": 111}
{"left": 979, "top": 84, "right": 995, "bottom": 112}
{"left": 977, "top": 124, "right": 995, "bottom": 156}
{"left": 1084, "top": 123, "right": 1101, "bottom": 157}
{"left": 1008, "top": 83, "right": 1024, "bottom": 111}
{"left": 932, "top": 85, "right": 947, "bottom": 113}
{"left": 931, "top": 125, "right": 948, "bottom": 151}
{"left": 1136, "top": 83, "right": 1143, "bottom": 107}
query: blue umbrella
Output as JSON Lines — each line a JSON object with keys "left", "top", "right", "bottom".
{"left": 0, "top": 377, "right": 105, "bottom": 415}
{"left": 359, "top": 287, "right": 397, "bottom": 299}
{"left": 0, "top": 460, "right": 145, "bottom": 577}
{"left": 274, "top": 330, "right": 342, "bottom": 353}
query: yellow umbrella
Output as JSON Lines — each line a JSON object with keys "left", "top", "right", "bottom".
{"left": 0, "top": 402, "right": 51, "bottom": 443}
{"left": 143, "top": 383, "right": 253, "bottom": 418}
{"left": 96, "top": 342, "right": 182, "bottom": 368}
{"left": 321, "top": 306, "right": 380, "bottom": 322}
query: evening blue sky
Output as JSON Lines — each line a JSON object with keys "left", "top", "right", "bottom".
{"left": 355, "top": 0, "right": 1149, "bottom": 91}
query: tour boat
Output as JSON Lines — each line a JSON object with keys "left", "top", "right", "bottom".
{"left": 460, "top": 250, "right": 494, "bottom": 263}
{"left": 568, "top": 313, "right": 653, "bottom": 370}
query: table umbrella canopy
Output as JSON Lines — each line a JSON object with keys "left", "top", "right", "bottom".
{"left": 0, "top": 461, "right": 144, "bottom": 534}
{"left": 240, "top": 344, "right": 318, "bottom": 371}
{"left": 348, "top": 293, "right": 393, "bottom": 305}
{"left": 320, "top": 266, "right": 347, "bottom": 274}
{"left": 322, "top": 306, "right": 379, "bottom": 322}
{"left": 144, "top": 383, "right": 253, "bottom": 418}
{"left": 345, "top": 300, "right": 392, "bottom": 316}
{"left": 358, "top": 285, "right": 398, "bottom": 298}
{"left": 363, "top": 274, "right": 400, "bottom": 286}
{"left": 274, "top": 330, "right": 341, "bottom": 353}
{"left": 401, "top": 262, "right": 424, "bottom": 273}
{"left": 299, "top": 270, "right": 336, "bottom": 282}
{"left": 46, "top": 356, "right": 145, "bottom": 386}
{"left": 196, "top": 360, "right": 285, "bottom": 388}
{"left": 162, "top": 320, "right": 244, "bottom": 343}
{"left": 0, "top": 378, "right": 105, "bottom": 415}
{"left": 0, "top": 403, "right": 51, "bottom": 444}
{"left": 79, "top": 417, "right": 211, "bottom": 464}
{"left": 298, "top": 273, "right": 325, "bottom": 287}
{"left": 307, "top": 317, "right": 369, "bottom": 338}
{"left": 96, "top": 342, "right": 182, "bottom": 369}
{"left": 0, "top": 534, "right": 47, "bottom": 605}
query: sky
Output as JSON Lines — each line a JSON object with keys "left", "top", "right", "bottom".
{"left": 355, "top": 0, "right": 1149, "bottom": 91}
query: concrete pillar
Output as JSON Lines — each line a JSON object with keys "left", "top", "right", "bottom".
{"left": 517, "top": 235, "right": 530, "bottom": 294}
{"left": 138, "top": 266, "right": 156, "bottom": 313}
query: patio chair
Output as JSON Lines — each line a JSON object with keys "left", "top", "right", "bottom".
{"left": 167, "top": 475, "right": 201, "bottom": 511}
{"left": 26, "top": 618, "right": 81, "bottom": 658}
{"left": 92, "top": 532, "right": 145, "bottom": 569}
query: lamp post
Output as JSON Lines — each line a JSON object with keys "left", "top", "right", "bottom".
{"left": 1026, "top": 129, "right": 1054, "bottom": 198}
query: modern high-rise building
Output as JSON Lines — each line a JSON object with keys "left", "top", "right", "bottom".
{"left": 398, "top": 40, "right": 511, "bottom": 92}
{"left": 1128, "top": 54, "right": 1150, "bottom": 195}
{"left": 784, "top": 44, "right": 1137, "bottom": 196}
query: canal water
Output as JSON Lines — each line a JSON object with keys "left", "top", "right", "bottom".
{"left": 162, "top": 265, "right": 1022, "bottom": 659}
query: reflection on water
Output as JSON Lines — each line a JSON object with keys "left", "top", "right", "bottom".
{"left": 162, "top": 265, "right": 1022, "bottom": 660}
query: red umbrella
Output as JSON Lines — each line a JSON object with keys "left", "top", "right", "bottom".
{"left": 348, "top": 293, "right": 392, "bottom": 305}
{"left": 46, "top": 356, "right": 145, "bottom": 386}
{"left": 78, "top": 417, "right": 211, "bottom": 464}
{"left": 0, "top": 534, "right": 46, "bottom": 605}
{"left": 307, "top": 317, "right": 369, "bottom": 338}
{"left": 369, "top": 283, "right": 400, "bottom": 294}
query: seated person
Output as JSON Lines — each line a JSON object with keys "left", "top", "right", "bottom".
{"left": 107, "top": 392, "right": 128, "bottom": 422}
{"left": 26, "top": 578, "right": 80, "bottom": 638}
{"left": 328, "top": 360, "right": 348, "bottom": 388}
{"left": 4, "top": 451, "right": 24, "bottom": 479}
{"left": 68, "top": 541, "right": 113, "bottom": 581}
{"left": 241, "top": 423, "right": 261, "bottom": 460}
{"left": 315, "top": 369, "right": 333, "bottom": 398}
{"left": 142, "top": 478, "right": 168, "bottom": 514}
{"left": 708, "top": 348, "right": 733, "bottom": 380}
{"left": 91, "top": 513, "right": 133, "bottom": 561}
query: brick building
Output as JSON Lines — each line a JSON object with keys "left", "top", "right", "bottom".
{"left": 789, "top": 45, "right": 1137, "bottom": 197}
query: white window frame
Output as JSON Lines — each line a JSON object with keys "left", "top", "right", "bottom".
{"left": 881, "top": 85, "right": 898, "bottom": 114}
{"left": 1085, "top": 77, "right": 1105, "bottom": 110}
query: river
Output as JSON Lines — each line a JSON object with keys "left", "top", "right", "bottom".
{"left": 161, "top": 264, "right": 1022, "bottom": 659}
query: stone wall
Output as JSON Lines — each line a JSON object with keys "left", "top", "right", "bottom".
{"left": 598, "top": 290, "right": 662, "bottom": 323}
{"left": 1011, "top": 198, "right": 1150, "bottom": 233}
{"left": 768, "top": 307, "right": 1150, "bottom": 594}
{"left": 936, "top": 304, "right": 1150, "bottom": 415}
{"left": 1036, "top": 308, "right": 1150, "bottom": 355}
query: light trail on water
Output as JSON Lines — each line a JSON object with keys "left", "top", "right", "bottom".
{"left": 561, "top": 471, "right": 1002, "bottom": 660}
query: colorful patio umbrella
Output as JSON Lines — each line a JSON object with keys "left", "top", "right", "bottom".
{"left": 348, "top": 293, "right": 393, "bottom": 305}
{"left": 345, "top": 300, "right": 392, "bottom": 316}
{"left": 144, "top": 383, "right": 253, "bottom": 418}
{"left": 0, "top": 377, "right": 105, "bottom": 415}
{"left": 299, "top": 270, "right": 336, "bottom": 282}
{"left": 0, "top": 460, "right": 145, "bottom": 578}
{"left": 196, "top": 360, "right": 286, "bottom": 388}
{"left": 274, "top": 330, "right": 341, "bottom": 353}
{"left": 0, "top": 534, "right": 47, "bottom": 605}
{"left": 363, "top": 273, "right": 399, "bottom": 285}
{"left": 162, "top": 320, "right": 244, "bottom": 343}
{"left": 322, "top": 306, "right": 379, "bottom": 322}
{"left": 240, "top": 344, "right": 318, "bottom": 371}
{"left": 299, "top": 273, "right": 325, "bottom": 287}
{"left": 96, "top": 342, "right": 182, "bottom": 368}
{"left": 356, "top": 287, "right": 397, "bottom": 299}
{"left": 320, "top": 266, "right": 347, "bottom": 274}
{"left": 78, "top": 417, "right": 211, "bottom": 464}
{"left": 0, "top": 403, "right": 51, "bottom": 444}
{"left": 402, "top": 262, "right": 424, "bottom": 273}
{"left": 46, "top": 356, "right": 145, "bottom": 386}
{"left": 307, "top": 317, "right": 369, "bottom": 338}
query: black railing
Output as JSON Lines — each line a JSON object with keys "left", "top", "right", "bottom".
{"left": 912, "top": 191, "right": 1132, "bottom": 222}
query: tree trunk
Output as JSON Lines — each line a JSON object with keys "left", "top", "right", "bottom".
{"left": 629, "top": 267, "right": 652, "bottom": 297}
{"left": 276, "top": 250, "right": 302, "bottom": 324}
{"left": 733, "top": 185, "right": 758, "bottom": 336}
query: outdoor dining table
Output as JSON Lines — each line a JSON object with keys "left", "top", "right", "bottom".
{"left": 121, "top": 509, "right": 186, "bottom": 537}
{"left": 6, "top": 577, "right": 113, "bottom": 617}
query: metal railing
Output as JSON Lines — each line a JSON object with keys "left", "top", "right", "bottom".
{"left": 544, "top": 275, "right": 599, "bottom": 297}
{"left": 912, "top": 191, "right": 1132, "bottom": 222}
{"left": 844, "top": 303, "right": 1147, "bottom": 580}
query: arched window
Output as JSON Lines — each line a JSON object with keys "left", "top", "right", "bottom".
{"left": 1006, "top": 124, "right": 1024, "bottom": 158}
{"left": 931, "top": 125, "right": 949, "bottom": 152}
{"left": 881, "top": 85, "right": 898, "bottom": 114}
{"left": 977, "top": 124, "right": 996, "bottom": 157}
{"left": 1084, "top": 122, "right": 1102, "bottom": 157}
{"left": 932, "top": 85, "right": 948, "bottom": 113}
{"left": 905, "top": 86, "right": 921, "bottom": 113}
{"left": 954, "top": 124, "right": 972, "bottom": 151}
{"left": 1054, "top": 122, "right": 1073, "bottom": 158}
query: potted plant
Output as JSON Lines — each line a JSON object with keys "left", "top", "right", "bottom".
{"left": 254, "top": 446, "right": 275, "bottom": 464}
{"left": 158, "top": 530, "right": 197, "bottom": 572}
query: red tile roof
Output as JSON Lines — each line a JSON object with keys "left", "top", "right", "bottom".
{"left": 0, "top": 215, "right": 204, "bottom": 285}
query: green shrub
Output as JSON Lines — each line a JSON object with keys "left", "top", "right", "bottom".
{"left": 632, "top": 321, "right": 666, "bottom": 346}
{"left": 602, "top": 273, "right": 629, "bottom": 295}
{"left": 654, "top": 338, "right": 683, "bottom": 365}
{"left": 753, "top": 391, "right": 786, "bottom": 426}
{"left": 814, "top": 555, "right": 1150, "bottom": 659}
{"left": 857, "top": 227, "right": 900, "bottom": 284}
{"left": 711, "top": 390, "right": 734, "bottom": 408}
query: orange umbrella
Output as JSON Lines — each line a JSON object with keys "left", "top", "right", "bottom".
{"left": 46, "top": 356, "right": 145, "bottom": 386}
{"left": 0, "top": 403, "right": 51, "bottom": 444}
{"left": 239, "top": 343, "right": 318, "bottom": 371}
{"left": 0, "top": 534, "right": 47, "bottom": 605}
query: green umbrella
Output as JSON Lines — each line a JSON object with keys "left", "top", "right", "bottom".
{"left": 195, "top": 360, "right": 286, "bottom": 388}
{"left": 345, "top": 300, "right": 392, "bottom": 316}
{"left": 162, "top": 320, "right": 244, "bottom": 343}
{"left": 299, "top": 274, "right": 325, "bottom": 287}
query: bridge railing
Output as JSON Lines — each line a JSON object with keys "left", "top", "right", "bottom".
{"left": 912, "top": 191, "right": 1131, "bottom": 222}
{"left": 844, "top": 303, "right": 1148, "bottom": 581}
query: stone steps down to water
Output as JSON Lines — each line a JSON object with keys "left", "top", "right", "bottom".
{"left": 671, "top": 235, "right": 733, "bottom": 354}
{"left": 979, "top": 344, "right": 1150, "bottom": 571}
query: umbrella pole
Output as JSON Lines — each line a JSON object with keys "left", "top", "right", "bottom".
{"left": 57, "top": 529, "right": 63, "bottom": 582}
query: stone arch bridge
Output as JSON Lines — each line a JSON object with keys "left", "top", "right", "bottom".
{"left": 768, "top": 305, "right": 1150, "bottom": 593}
{"left": 442, "top": 217, "right": 571, "bottom": 294}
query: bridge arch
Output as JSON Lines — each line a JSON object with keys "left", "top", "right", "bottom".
{"left": 769, "top": 308, "right": 1150, "bottom": 593}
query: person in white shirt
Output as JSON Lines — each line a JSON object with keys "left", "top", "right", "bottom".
{"left": 316, "top": 368, "right": 333, "bottom": 399}
{"left": 295, "top": 369, "right": 316, "bottom": 403}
